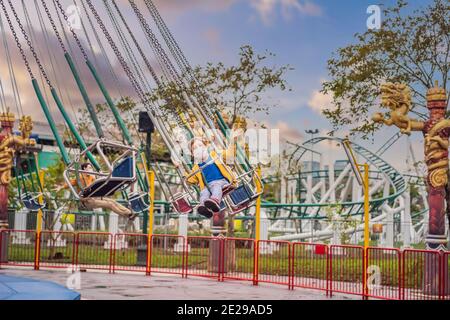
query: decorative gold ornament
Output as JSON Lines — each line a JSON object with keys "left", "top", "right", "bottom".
{"left": 0, "top": 112, "right": 15, "bottom": 124}
{"left": 19, "top": 116, "right": 33, "bottom": 139}
{"left": 429, "top": 168, "right": 448, "bottom": 188}
{"left": 372, "top": 82, "right": 424, "bottom": 135}
{"left": 427, "top": 80, "right": 447, "bottom": 102}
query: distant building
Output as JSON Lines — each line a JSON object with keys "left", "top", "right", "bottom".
{"left": 334, "top": 160, "right": 349, "bottom": 172}
{"left": 301, "top": 161, "right": 321, "bottom": 172}
{"left": 14, "top": 120, "right": 84, "bottom": 169}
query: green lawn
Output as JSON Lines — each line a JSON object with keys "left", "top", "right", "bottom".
{"left": 2, "top": 243, "right": 447, "bottom": 290}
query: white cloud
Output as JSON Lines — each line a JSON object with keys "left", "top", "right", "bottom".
{"left": 307, "top": 90, "right": 333, "bottom": 114}
{"left": 250, "top": 0, "right": 322, "bottom": 25}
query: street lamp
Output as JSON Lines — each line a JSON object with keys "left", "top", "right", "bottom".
{"left": 342, "top": 137, "right": 370, "bottom": 298}
{"left": 305, "top": 129, "right": 319, "bottom": 171}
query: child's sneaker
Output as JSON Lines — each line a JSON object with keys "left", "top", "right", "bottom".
{"left": 197, "top": 205, "right": 213, "bottom": 218}
{"left": 204, "top": 198, "right": 221, "bottom": 213}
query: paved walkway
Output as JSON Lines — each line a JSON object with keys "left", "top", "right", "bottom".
{"left": 0, "top": 268, "right": 357, "bottom": 300}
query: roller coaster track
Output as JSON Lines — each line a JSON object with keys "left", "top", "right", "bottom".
{"left": 262, "top": 136, "right": 408, "bottom": 219}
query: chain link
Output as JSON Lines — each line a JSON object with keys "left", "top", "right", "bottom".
{"left": 85, "top": 0, "right": 148, "bottom": 110}
{"left": 110, "top": 0, "right": 161, "bottom": 88}
{"left": 1, "top": 0, "right": 54, "bottom": 88}
{"left": 53, "top": 0, "right": 89, "bottom": 61}
{"left": 39, "top": 0, "right": 67, "bottom": 54}
{"left": 128, "top": 0, "right": 181, "bottom": 87}
{"left": 143, "top": 0, "right": 217, "bottom": 121}
{"left": 0, "top": 0, "right": 33, "bottom": 79}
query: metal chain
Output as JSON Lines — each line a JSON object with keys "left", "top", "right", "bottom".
{"left": 79, "top": 0, "right": 123, "bottom": 97}
{"left": 73, "top": 0, "right": 97, "bottom": 65}
{"left": 128, "top": 0, "right": 181, "bottom": 86}
{"left": 1, "top": 0, "right": 49, "bottom": 88}
{"left": 0, "top": 7, "right": 24, "bottom": 114}
{"left": 38, "top": 0, "right": 67, "bottom": 54}
{"left": 143, "top": 0, "right": 217, "bottom": 121}
{"left": 103, "top": 0, "right": 151, "bottom": 95}
{"left": 111, "top": 0, "right": 161, "bottom": 87}
{"left": 54, "top": 0, "right": 88, "bottom": 61}
{"left": 145, "top": 0, "right": 191, "bottom": 78}
{"left": 0, "top": 0, "right": 33, "bottom": 79}
{"left": 85, "top": 0, "right": 147, "bottom": 109}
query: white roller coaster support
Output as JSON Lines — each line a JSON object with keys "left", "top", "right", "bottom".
{"left": 401, "top": 187, "right": 413, "bottom": 248}
{"left": 175, "top": 213, "right": 190, "bottom": 252}
{"left": 381, "top": 181, "right": 394, "bottom": 247}
{"left": 311, "top": 164, "right": 352, "bottom": 214}
{"left": 12, "top": 209, "right": 30, "bottom": 244}
{"left": 271, "top": 213, "right": 387, "bottom": 241}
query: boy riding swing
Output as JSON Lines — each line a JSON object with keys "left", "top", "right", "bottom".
{"left": 176, "top": 135, "right": 237, "bottom": 221}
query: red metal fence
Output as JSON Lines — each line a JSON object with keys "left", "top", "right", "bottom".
{"left": 291, "top": 242, "right": 329, "bottom": 293}
{"left": 150, "top": 234, "right": 185, "bottom": 276}
{"left": 0, "top": 229, "right": 449, "bottom": 300}
{"left": 366, "top": 247, "right": 401, "bottom": 300}
{"left": 256, "top": 240, "right": 291, "bottom": 288}
{"left": 39, "top": 231, "right": 75, "bottom": 270}
{"left": 185, "top": 236, "right": 223, "bottom": 281}
{"left": 112, "top": 233, "right": 148, "bottom": 274}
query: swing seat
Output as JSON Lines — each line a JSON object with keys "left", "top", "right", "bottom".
{"left": 228, "top": 183, "right": 255, "bottom": 208}
{"left": 171, "top": 193, "right": 193, "bottom": 214}
{"left": 21, "top": 193, "right": 46, "bottom": 211}
{"left": 80, "top": 157, "right": 135, "bottom": 198}
{"left": 219, "top": 200, "right": 227, "bottom": 212}
{"left": 222, "top": 184, "right": 235, "bottom": 197}
{"left": 128, "top": 192, "right": 150, "bottom": 213}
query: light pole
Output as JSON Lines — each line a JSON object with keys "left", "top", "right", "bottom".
{"left": 305, "top": 129, "right": 319, "bottom": 171}
{"left": 342, "top": 138, "right": 370, "bottom": 298}
{"left": 305, "top": 129, "right": 319, "bottom": 233}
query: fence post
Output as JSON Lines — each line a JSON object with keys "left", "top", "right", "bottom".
{"left": 326, "top": 245, "right": 331, "bottom": 297}
{"left": 34, "top": 231, "right": 40, "bottom": 271}
{"left": 111, "top": 234, "right": 116, "bottom": 274}
{"left": 363, "top": 247, "right": 368, "bottom": 300}
{"left": 219, "top": 238, "right": 224, "bottom": 282}
{"left": 400, "top": 250, "right": 405, "bottom": 300}
{"left": 182, "top": 236, "right": 186, "bottom": 278}
{"left": 288, "top": 243, "right": 293, "bottom": 290}
{"left": 183, "top": 236, "right": 188, "bottom": 279}
{"left": 70, "top": 232, "right": 76, "bottom": 273}
{"left": 146, "top": 234, "right": 152, "bottom": 276}
{"left": 253, "top": 240, "right": 259, "bottom": 286}
{"left": 74, "top": 233, "right": 80, "bottom": 271}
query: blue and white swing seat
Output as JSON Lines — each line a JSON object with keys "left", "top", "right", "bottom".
{"left": 63, "top": 139, "right": 138, "bottom": 200}
{"left": 21, "top": 192, "right": 46, "bottom": 211}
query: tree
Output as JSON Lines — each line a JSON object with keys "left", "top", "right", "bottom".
{"left": 148, "top": 44, "right": 292, "bottom": 128}
{"left": 75, "top": 97, "right": 170, "bottom": 161}
{"left": 321, "top": 0, "right": 449, "bottom": 136}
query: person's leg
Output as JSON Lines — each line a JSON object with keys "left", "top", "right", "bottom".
{"left": 209, "top": 179, "right": 229, "bottom": 202}
{"left": 198, "top": 188, "right": 213, "bottom": 218}
{"left": 204, "top": 179, "right": 228, "bottom": 212}
{"left": 199, "top": 188, "right": 211, "bottom": 205}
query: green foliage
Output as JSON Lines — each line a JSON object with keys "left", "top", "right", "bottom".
{"left": 325, "top": 204, "right": 359, "bottom": 245}
{"left": 322, "top": 0, "right": 449, "bottom": 137}
{"left": 147, "top": 45, "right": 293, "bottom": 127}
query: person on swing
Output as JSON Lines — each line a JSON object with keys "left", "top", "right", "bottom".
{"left": 186, "top": 137, "right": 236, "bottom": 218}
{"left": 57, "top": 162, "right": 137, "bottom": 221}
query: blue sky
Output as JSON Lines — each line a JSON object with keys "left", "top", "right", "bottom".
{"left": 160, "top": 0, "right": 431, "bottom": 135}
{"left": 153, "top": 0, "right": 433, "bottom": 171}
{"left": 0, "top": 0, "right": 436, "bottom": 171}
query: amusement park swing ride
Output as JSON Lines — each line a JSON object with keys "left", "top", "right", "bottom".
{"left": 0, "top": 0, "right": 443, "bottom": 254}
